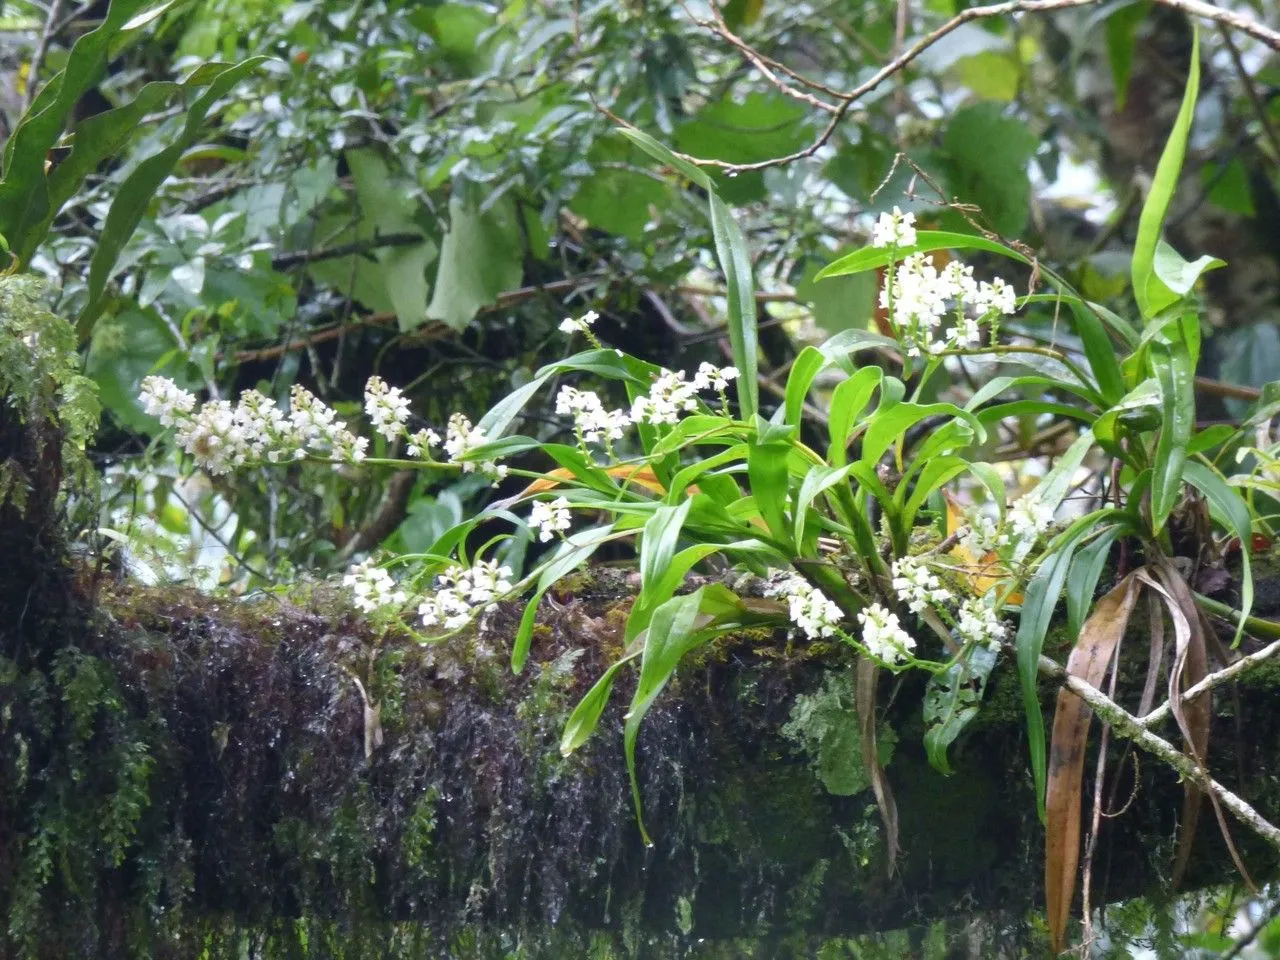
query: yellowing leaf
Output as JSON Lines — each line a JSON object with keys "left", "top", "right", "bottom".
{"left": 519, "top": 464, "right": 672, "bottom": 499}
{"left": 944, "top": 494, "right": 1023, "bottom": 603}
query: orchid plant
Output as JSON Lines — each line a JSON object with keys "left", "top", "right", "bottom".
{"left": 136, "top": 46, "right": 1269, "bottom": 947}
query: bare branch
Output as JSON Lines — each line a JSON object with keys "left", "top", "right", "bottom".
{"left": 1036, "top": 652, "right": 1280, "bottom": 853}
{"left": 269, "top": 232, "right": 425, "bottom": 271}
{"left": 1141, "top": 635, "right": 1280, "bottom": 730}
{"left": 23, "top": 0, "right": 65, "bottom": 111}
{"left": 672, "top": 0, "right": 1280, "bottom": 175}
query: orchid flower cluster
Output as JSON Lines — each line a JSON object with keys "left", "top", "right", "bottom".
{"left": 959, "top": 494, "right": 1055, "bottom": 564}
{"left": 417, "top": 559, "right": 515, "bottom": 630}
{"left": 340, "top": 555, "right": 515, "bottom": 633}
{"left": 139, "top": 376, "right": 369, "bottom": 474}
{"left": 768, "top": 550, "right": 1009, "bottom": 668}
{"left": 871, "top": 208, "right": 1018, "bottom": 358}
{"left": 138, "top": 374, "right": 507, "bottom": 479}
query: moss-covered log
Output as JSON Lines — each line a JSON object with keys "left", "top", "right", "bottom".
{"left": 5, "top": 552, "right": 1280, "bottom": 958}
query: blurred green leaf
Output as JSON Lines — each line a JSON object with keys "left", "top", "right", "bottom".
{"left": 77, "top": 56, "right": 269, "bottom": 339}
{"left": 347, "top": 149, "right": 435, "bottom": 331}
{"left": 1103, "top": 1, "right": 1148, "bottom": 110}
{"left": 427, "top": 194, "right": 523, "bottom": 332}
{"left": 923, "top": 646, "right": 996, "bottom": 775}
{"left": 675, "top": 93, "right": 812, "bottom": 203}
{"left": 940, "top": 102, "right": 1039, "bottom": 235}
{"left": 1202, "top": 157, "right": 1256, "bottom": 216}
{"left": 569, "top": 168, "right": 667, "bottom": 240}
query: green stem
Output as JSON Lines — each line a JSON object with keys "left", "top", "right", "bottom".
{"left": 1194, "top": 593, "right": 1280, "bottom": 639}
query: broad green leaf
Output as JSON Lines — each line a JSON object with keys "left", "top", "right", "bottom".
{"left": 27, "top": 65, "right": 238, "bottom": 266}
{"left": 976, "top": 401, "right": 1093, "bottom": 426}
{"left": 1103, "top": 0, "right": 1148, "bottom": 110}
{"left": 634, "top": 501, "right": 692, "bottom": 631}
{"left": 426, "top": 194, "right": 522, "bottom": 331}
{"left": 860, "top": 401, "right": 983, "bottom": 467}
{"left": 675, "top": 92, "right": 813, "bottom": 203}
{"left": 569, "top": 167, "right": 669, "bottom": 240}
{"left": 1017, "top": 509, "right": 1129, "bottom": 818}
{"left": 617, "top": 127, "right": 712, "bottom": 190}
{"left": 666, "top": 444, "right": 749, "bottom": 503}
{"left": 1152, "top": 241, "right": 1224, "bottom": 302}
{"left": 1186, "top": 424, "right": 1235, "bottom": 455}
{"left": 1185, "top": 462, "right": 1252, "bottom": 647}
{"left": 618, "top": 127, "right": 758, "bottom": 419}
{"left": 815, "top": 230, "right": 1031, "bottom": 282}
{"left": 827, "top": 366, "right": 883, "bottom": 466}
{"left": 1150, "top": 330, "right": 1194, "bottom": 534}
{"left": 1202, "top": 157, "right": 1256, "bottom": 216}
{"left": 747, "top": 441, "right": 792, "bottom": 543}
{"left": 347, "top": 149, "right": 434, "bottom": 331}
{"left": 781, "top": 346, "right": 826, "bottom": 427}
{"left": 77, "top": 56, "right": 269, "bottom": 339}
{"left": 457, "top": 435, "right": 544, "bottom": 461}
{"left": 625, "top": 589, "right": 712, "bottom": 844}
{"left": 0, "top": 0, "right": 153, "bottom": 261}
{"left": 709, "top": 193, "right": 759, "bottom": 421}
{"left": 964, "top": 373, "right": 1097, "bottom": 411}
{"left": 906, "top": 419, "right": 974, "bottom": 468}
{"left": 901, "top": 456, "right": 969, "bottom": 532}
{"left": 630, "top": 538, "right": 771, "bottom": 643}
{"left": 1066, "top": 525, "right": 1125, "bottom": 639}
{"left": 940, "top": 101, "right": 1040, "bottom": 235}
{"left": 1131, "top": 27, "right": 1200, "bottom": 320}
{"left": 814, "top": 328, "right": 899, "bottom": 370}
{"left": 541, "top": 444, "right": 627, "bottom": 498}
{"left": 560, "top": 654, "right": 637, "bottom": 755}
{"left": 794, "top": 464, "right": 855, "bottom": 549}
{"left": 475, "top": 349, "right": 650, "bottom": 439}
{"left": 85, "top": 306, "right": 189, "bottom": 431}
{"left": 1069, "top": 300, "right": 1126, "bottom": 405}
{"left": 650, "top": 415, "right": 743, "bottom": 459}
{"left": 512, "top": 525, "right": 617, "bottom": 672}
{"left": 1094, "top": 378, "right": 1162, "bottom": 459}
{"left": 1029, "top": 429, "right": 1095, "bottom": 513}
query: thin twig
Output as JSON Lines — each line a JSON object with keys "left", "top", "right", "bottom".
{"left": 668, "top": 0, "right": 1280, "bottom": 175}
{"left": 23, "top": 0, "right": 65, "bottom": 110}
{"left": 1141, "top": 635, "right": 1280, "bottom": 729}
{"left": 687, "top": 2, "right": 840, "bottom": 113}
{"left": 1212, "top": 15, "right": 1280, "bottom": 163}
{"left": 1222, "top": 895, "right": 1280, "bottom": 960}
{"left": 269, "top": 231, "right": 424, "bottom": 271}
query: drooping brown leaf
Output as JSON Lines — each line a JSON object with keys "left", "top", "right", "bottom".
{"left": 856, "top": 655, "right": 899, "bottom": 873}
{"left": 1137, "top": 591, "right": 1166, "bottom": 719}
{"left": 1148, "top": 560, "right": 1255, "bottom": 891}
{"left": 1046, "top": 574, "right": 1139, "bottom": 955}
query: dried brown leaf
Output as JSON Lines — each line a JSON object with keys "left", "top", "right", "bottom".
{"left": 1046, "top": 574, "right": 1139, "bottom": 955}
{"left": 1149, "top": 560, "right": 1254, "bottom": 891}
{"left": 856, "top": 655, "right": 899, "bottom": 873}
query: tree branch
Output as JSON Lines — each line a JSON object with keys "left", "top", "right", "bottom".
{"left": 23, "top": 0, "right": 65, "bottom": 111}
{"left": 269, "top": 231, "right": 426, "bottom": 271}
{"left": 673, "top": 0, "right": 1280, "bottom": 175}
{"left": 1140, "top": 636, "right": 1280, "bottom": 730}
{"left": 1035, "top": 652, "right": 1280, "bottom": 852}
